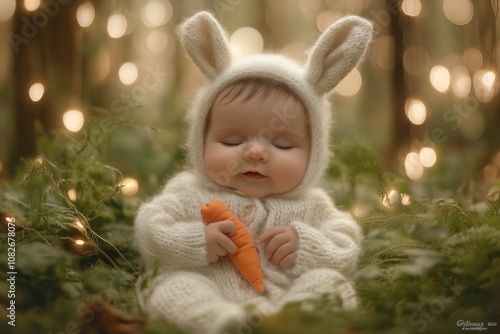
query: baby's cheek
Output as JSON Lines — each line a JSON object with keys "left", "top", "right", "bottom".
{"left": 204, "top": 146, "right": 241, "bottom": 186}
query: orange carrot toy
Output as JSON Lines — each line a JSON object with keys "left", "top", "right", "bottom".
{"left": 201, "top": 200, "right": 264, "bottom": 293}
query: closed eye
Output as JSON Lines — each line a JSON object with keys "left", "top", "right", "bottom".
{"left": 274, "top": 144, "right": 294, "bottom": 150}
{"left": 221, "top": 141, "right": 242, "bottom": 147}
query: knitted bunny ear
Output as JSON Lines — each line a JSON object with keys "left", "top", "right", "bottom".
{"left": 305, "top": 16, "right": 373, "bottom": 95}
{"left": 179, "top": 12, "right": 232, "bottom": 80}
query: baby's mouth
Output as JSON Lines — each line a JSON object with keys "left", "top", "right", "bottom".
{"left": 242, "top": 171, "right": 267, "bottom": 179}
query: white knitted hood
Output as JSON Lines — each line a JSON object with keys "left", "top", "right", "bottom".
{"left": 178, "top": 12, "right": 372, "bottom": 198}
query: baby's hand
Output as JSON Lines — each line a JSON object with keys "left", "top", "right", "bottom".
{"left": 257, "top": 226, "right": 298, "bottom": 268}
{"left": 204, "top": 220, "right": 238, "bottom": 263}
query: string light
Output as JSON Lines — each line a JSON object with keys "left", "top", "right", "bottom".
{"left": 24, "top": 0, "right": 40, "bottom": 12}
{"left": 419, "top": 147, "right": 437, "bottom": 167}
{"left": 29, "top": 83, "right": 45, "bottom": 102}
{"left": 0, "top": 0, "right": 16, "bottom": 22}
{"left": 353, "top": 204, "right": 370, "bottom": 218}
{"left": 405, "top": 98, "right": 427, "bottom": 125}
{"left": 230, "top": 27, "right": 263, "bottom": 57}
{"left": 451, "top": 66, "right": 471, "bottom": 98}
{"left": 121, "top": 177, "right": 139, "bottom": 196}
{"left": 77, "top": 2, "right": 95, "bottom": 28}
{"left": 73, "top": 220, "right": 85, "bottom": 233}
{"left": 75, "top": 239, "right": 85, "bottom": 246}
{"left": 401, "top": 193, "right": 412, "bottom": 206}
{"left": 382, "top": 189, "right": 399, "bottom": 207}
{"left": 68, "top": 189, "right": 77, "bottom": 201}
{"left": 107, "top": 14, "right": 127, "bottom": 38}
{"left": 474, "top": 70, "right": 496, "bottom": 102}
{"left": 335, "top": 68, "right": 362, "bottom": 96}
{"left": 405, "top": 152, "right": 424, "bottom": 180}
{"left": 443, "top": 0, "right": 473, "bottom": 26}
{"left": 142, "top": 0, "right": 173, "bottom": 27}
{"left": 401, "top": 0, "right": 422, "bottom": 17}
{"left": 118, "top": 62, "right": 138, "bottom": 85}
{"left": 430, "top": 65, "right": 450, "bottom": 93}
{"left": 63, "top": 109, "right": 85, "bottom": 132}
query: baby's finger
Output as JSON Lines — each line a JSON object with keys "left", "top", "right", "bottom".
{"left": 264, "top": 231, "right": 288, "bottom": 258}
{"left": 207, "top": 252, "right": 219, "bottom": 263}
{"left": 216, "top": 234, "right": 238, "bottom": 254}
{"left": 257, "top": 226, "right": 286, "bottom": 244}
{"left": 215, "top": 220, "right": 237, "bottom": 237}
{"left": 269, "top": 242, "right": 295, "bottom": 265}
{"left": 214, "top": 244, "right": 229, "bottom": 256}
{"left": 278, "top": 252, "right": 297, "bottom": 268}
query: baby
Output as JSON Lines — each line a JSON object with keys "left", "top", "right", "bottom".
{"left": 134, "top": 11, "right": 372, "bottom": 334}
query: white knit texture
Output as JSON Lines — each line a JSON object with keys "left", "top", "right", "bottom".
{"left": 135, "top": 172, "right": 363, "bottom": 333}
{"left": 135, "top": 11, "right": 373, "bottom": 334}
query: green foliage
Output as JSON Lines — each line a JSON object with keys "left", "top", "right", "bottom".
{"left": 328, "top": 140, "right": 389, "bottom": 208}
{"left": 1, "top": 115, "right": 499, "bottom": 334}
{"left": 0, "top": 109, "right": 150, "bottom": 333}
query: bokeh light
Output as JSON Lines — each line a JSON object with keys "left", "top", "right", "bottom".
{"left": 316, "top": 11, "right": 340, "bottom": 32}
{"left": 451, "top": 66, "right": 471, "bottom": 98}
{"left": 77, "top": 2, "right": 95, "bottom": 28}
{"left": 281, "top": 42, "right": 309, "bottom": 64}
{"left": 405, "top": 98, "right": 426, "bottom": 125}
{"left": 405, "top": 152, "right": 424, "bottom": 180}
{"left": 119, "top": 62, "right": 138, "bottom": 85}
{"left": 68, "top": 189, "right": 77, "bottom": 202}
{"left": 403, "top": 45, "right": 430, "bottom": 76}
{"left": 230, "top": 27, "right": 264, "bottom": 57}
{"left": 462, "top": 48, "right": 483, "bottom": 73}
{"left": 335, "top": 68, "right": 362, "bottom": 96}
{"left": 401, "top": 0, "right": 422, "bottom": 17}
{"left": 63, "top": 110, "right": 85, "bottom": 132}
{"left": 29, "top": 83, "right": 44, "bottom": 102}
{"left": 473, "top": 70, "right": 496, "bottom": 102}
{"left": 107, "top": 14, "right": 128, "bottom": 39}
{"left": 88, "top": 49, "right": 110, "bottom": 83}
{"left": 147, "top": 31, "right": 169, "bottom": 53}
{"left": 383, "top": 189, "right": 399, "bottom": 207}
{"left": 419, "top": 147, "right": 437, "bottom": 167}
{"left": 121, "top": 177, "right": 139, "bottom": 196}
{"left": 372, "top": 36, "right": 395, "bottom": 71}
{"left": 24, "top": 0, "right": 40, "bottom": 12}
{"left": 443, "top": 0, "right": 473, "bottom": 25}
{"left": 430, "top": 65, "right": 450, "bottom": 93}
{"left": 401, "top": 193, "right": 412, "bottom": 206}
{"left": 75, "top": 240, "right": 85, "bottom": 246}
{"left": 0, "top": 0, "right": 16, "bottom": 22}
{"left": 142, "top": 0, "right": 173, "bottom": 27}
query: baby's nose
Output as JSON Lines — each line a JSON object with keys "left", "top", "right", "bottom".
{"left": 243, "top": 140, "right": 268, "bottom": 161}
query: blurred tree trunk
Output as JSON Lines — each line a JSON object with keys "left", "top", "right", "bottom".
{"left": 11, "top": 1, "right": 80, "bottom": 172}
{"left": 382, "top": 4, "right": 411, "bottom": 169}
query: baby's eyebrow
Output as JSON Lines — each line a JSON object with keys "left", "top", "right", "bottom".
{"left": 213, "top": 127, "right": 243, "bottom": 137}
{"left": 273, "top": 130, "right": 307, "bottom": 141}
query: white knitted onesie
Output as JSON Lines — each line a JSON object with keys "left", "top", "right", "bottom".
{"left": 134, "top": 11, "right": 372, "bottom": 334}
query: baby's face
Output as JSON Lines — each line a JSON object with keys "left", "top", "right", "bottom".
{"left": 204, "top": 91, "right": 310, "bottom": 198}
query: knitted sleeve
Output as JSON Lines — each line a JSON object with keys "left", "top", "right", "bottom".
{"left": 134, "top": 172, "right": 208, "bottom": 270}
{"left": 288, "top": 189, "right": 362, "bottom": 277}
